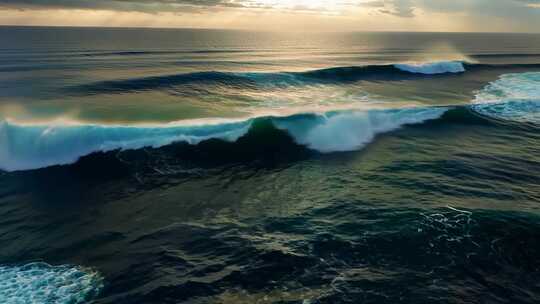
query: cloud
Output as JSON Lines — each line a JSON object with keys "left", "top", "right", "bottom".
{"left": 514, "top": 0, "right": 540, "bottom": 8}
{"left": 2, "top": 0, "right": 538, "bottom": 16}
{"left": 0, "top": 0, "right": 245, "bottom": 13}
{"left": 364, "top": 0, "right": 540, "bottom": 18}
{"left": 363, "top": 0, "right": 414, "bottom": 17}
{"left": 0, "top": 0, "right": 538, "bottom": 31}
{"left": 0, "top": 0, "right": 379, "bottom": 13}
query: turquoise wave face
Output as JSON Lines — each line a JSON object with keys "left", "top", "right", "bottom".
{"left": 0, "top": 263, "right": 103, "bottom": 304}
{"left": 0, "top": 107, "right": 446, "bottom": 172}
{"left": 472, "top": 72, "right": 540, "bottom": 123}
{"left": 0, "top": 119, "right": 252, "bottom": 171}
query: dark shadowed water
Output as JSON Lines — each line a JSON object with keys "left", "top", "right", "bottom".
{"left": 1, "top": 27, "right": 540, "bottom": 303}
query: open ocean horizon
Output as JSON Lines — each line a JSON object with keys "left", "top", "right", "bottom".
{"left": 1, "top": 26, "right": 540, "bottom": 303}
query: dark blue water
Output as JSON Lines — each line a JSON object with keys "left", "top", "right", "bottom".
{"left": 1, "top": 27, "right": 540, "bottom": 303}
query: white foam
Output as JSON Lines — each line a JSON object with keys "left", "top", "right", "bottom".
{"left": 471, "top": 72, "right": 540, "bottom": 123}
{"left": 0, "top": 119, "right": 252, "bottom": 171}
{"left": 394, "top": 61, "right": 465, "bottom": 74}
{"left": 272, "top": 108, "right": 447, "bottom": 153}
{"left": 0, "top": 262, "right": 103, "bottom": 304}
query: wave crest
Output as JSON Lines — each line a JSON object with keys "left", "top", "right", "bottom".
{"left": 393, "top": 61, "right": 465, "bottom": 74}
{"left": 71, "top": 61, "right": 468, "bottom": 95}
{"left": 0, "top": 107, "right": 447, "bottom": 172}
{"left": 273, "top": 108, "right": 447, "bottom": 153}
{"left": 0, "top": 119, "right": 252, "bottom": 171}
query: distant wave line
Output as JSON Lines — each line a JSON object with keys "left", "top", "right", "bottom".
{"left": 70, "top": 61, "right": 471, "bottom": 95}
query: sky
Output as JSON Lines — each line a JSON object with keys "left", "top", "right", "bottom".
{"left": 0, "top": 0, "right": 539, "bottom": 32}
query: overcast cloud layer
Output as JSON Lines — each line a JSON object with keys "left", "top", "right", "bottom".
{"left": 0, "top": 0, "right": 538, "bottom": 14}
{"left": 0, "top": 0, "right": 539, "bottom": 31}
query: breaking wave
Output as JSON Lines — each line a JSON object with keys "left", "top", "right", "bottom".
{"left": 471, "top": 72, "right": 540, "bottom": 123}
{"left": 0, "top": 262, "right": 103, "bottom": 304}
{"left": 272, "top": 107, "right": 446, "bottom": 153}
{"left": 68, "top": 61, "right": 540, "bottom": 96}
{"left": 0, "top": 107, "right": 447, "bottom": 172}
{"left": 394, "top": 61, "right": 465, "bottom": 74}
{"left": 71, "top": 61, "right": 468, "bottom": 95}
{"left": 0, "top": 119, "right": 252, "bottom": 172}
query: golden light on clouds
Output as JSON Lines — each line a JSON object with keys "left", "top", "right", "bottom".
{"left": 242, "top": 0, "right": 351, "bottom": 10}
{"left": 0, "top": 0, "right": 538, "bottom": 32}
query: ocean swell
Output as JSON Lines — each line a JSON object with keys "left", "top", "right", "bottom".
{"left": 71, "top": 61, "right": 468, "bottom": 95}
{"left": 0, "top": 107, "right": 447, "bottom": 172}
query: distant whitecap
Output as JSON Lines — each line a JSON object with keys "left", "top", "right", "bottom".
{"left": 394, "top": 61, "right": 466, "bottom": 74}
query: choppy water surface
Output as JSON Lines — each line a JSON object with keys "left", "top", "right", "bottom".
{"left": 1, "top": 27, "right": 540, "bottom": 303}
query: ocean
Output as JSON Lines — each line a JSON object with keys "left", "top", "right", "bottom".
{"left": 0, "top": 27, "right": 540, "bottom": 303}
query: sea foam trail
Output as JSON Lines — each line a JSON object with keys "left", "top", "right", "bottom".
{"left": 0, "top": 107, "right": 447, "bottom": 172}
{"left": 471, "top": 72, "right": 540, "bottom": 123}
{"left": 0, "top": 263, "right": 103, "bottom": 304}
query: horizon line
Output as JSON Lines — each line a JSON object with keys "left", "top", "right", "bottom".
{"left": 1, "top": 24, "right": 539, "bottom": 35}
